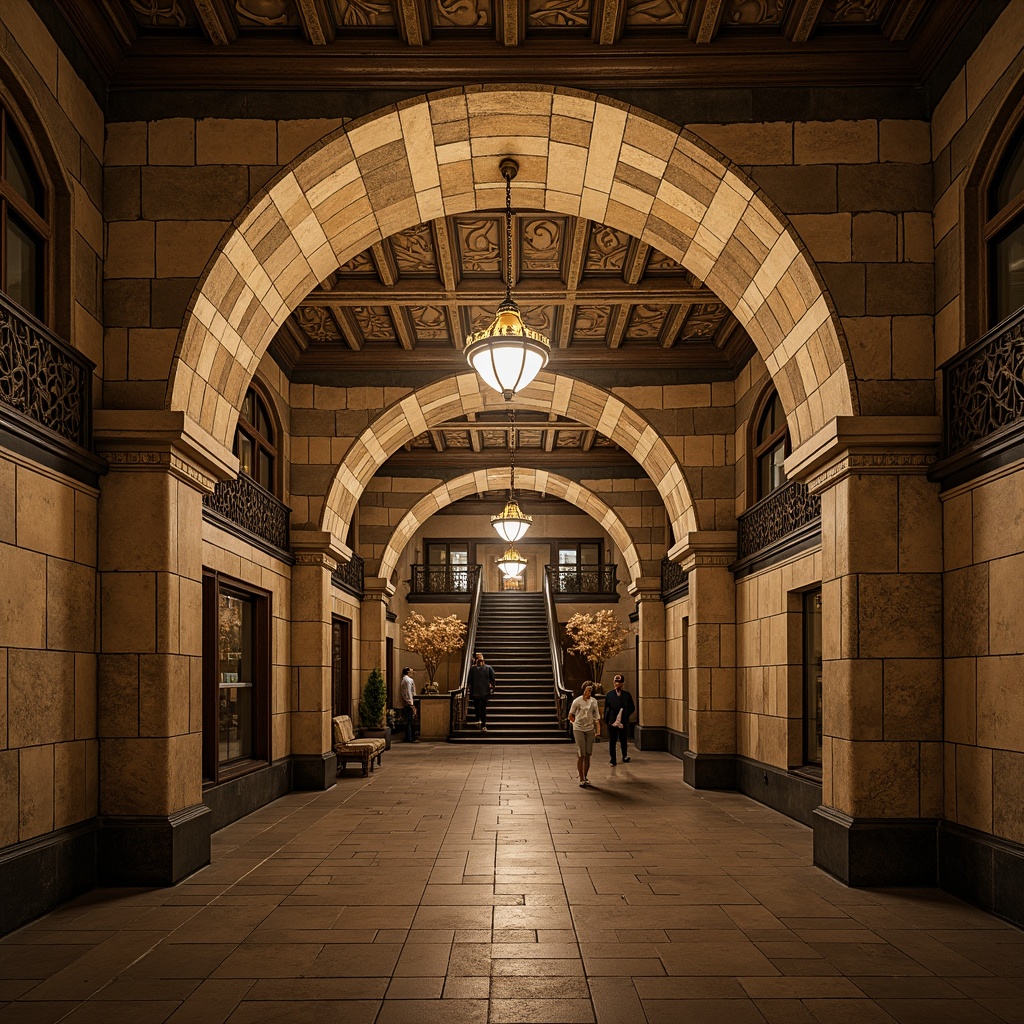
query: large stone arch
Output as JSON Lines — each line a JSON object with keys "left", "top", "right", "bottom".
{"left": 378, "top": 467, "right": 645, "bottom": 587}
{"left": 324, "top": 370, "right": 693, "bottom": 547}
{"left": 166, "top": 85, "right": 856, "bottom": 459}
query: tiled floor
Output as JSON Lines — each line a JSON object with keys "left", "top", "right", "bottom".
{"left": 2, "top": 744, "right": 1023, "bottom": 1023}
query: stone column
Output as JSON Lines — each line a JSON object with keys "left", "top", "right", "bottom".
{"left": 291, "top": 529, "right": 349, "bottom": 790}
{"left": 93, "top": 411, "right": 234, "bottom": 886}
{"left": 668, "top": 531, "right": 738, "bottom": 789}
{"left": 789, "top": 416, "right": 943, "bottom": 886}
{"left": 628, "top": 578, "right": 665, "bottom": 752}
{"left": 360, "top": 578, "right": 395, "bottom": 716}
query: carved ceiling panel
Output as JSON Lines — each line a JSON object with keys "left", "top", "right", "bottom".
{"left": 527, "top": 0, "right": 593, "bottom": 28}
{"left": 624, "top": 0, "right": 691, "bottom": 27}
{"left": 584, "top": 224, "right": 631, "bottom": 274}
{"left": 456, "top": 218, "right": 502, "bottom": 276}
{"left": 391, "top": 224, "right": 438, "bottom": 275}
{"left": 721, "top": 0, "right": 789, "bottom": 28}
{"left": 430, "top": 0, "right": 492, "bottom": 28}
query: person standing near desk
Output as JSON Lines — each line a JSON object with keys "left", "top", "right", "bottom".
{"left": 400, "top": 667, "right": 417, "bottom": 742}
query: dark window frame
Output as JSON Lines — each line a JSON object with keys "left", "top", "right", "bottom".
{"left": 234, "top": 381, "right": 280, "bottom": 496}
{"left": 750, "top": 385, "right": 789, "bottom": 503}
{"left": 201, "top": 569, "right": 272, "bottom": 785}
{"left": 555, "top": 539, "right": 603, "bottom": 565}
{"left": 1, "top": 103, "right": 51, "bottom": 324}
{"left": 802, "top": 587, "right": 823, "bottom": 769}
{"left": 984, "top": 117, "right": 1024, "bottom": 328}
{"left": 331, "top": 615, "right": 352, "bottom": 720}
{"left": 423, "top": 540, "right": 473, "bottom": 564}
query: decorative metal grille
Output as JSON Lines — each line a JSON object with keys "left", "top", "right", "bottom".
{"left": 332, "top": 552, "right": 365, "bottom": 597}
{"left": 943, "top": 308, "right": 1024, "bottom": 456}
{"left": 545, "top": 563, "right": 618, "bottom": 595}
{"left": 410, "top": 563, "right": 481, "bottom": 595}
{"left": 660, "top": 557, "right": 688, "bottom": 600}
{"left": 0, "top": 291, "right": 93, "bottom": 448}
{"left": 202, "top": 472, "right": 290, "bottom": 551}
{"left": 737, "top": 480, "right": 821, "bottom": 560}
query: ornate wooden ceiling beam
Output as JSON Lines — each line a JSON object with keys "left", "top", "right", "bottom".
{"left": 371, "top": 241, "right": 399, "bottom": 286}
{"left": 499, "top": 0, "right": 525, "bottom": 46}
{"left": 192, "top": 0, "right": 238, "bottom": 45}
{"left": 624, "top": 240, "right": 650, "bottom": 286}
{"left": 395, "top": 0, "right": 432, "bottom": 45}
{"left": 606, "top": 306, "right": 630, "bottom": 350}
{"left": 433, "top": 219, "right": 458, "bottom": 292}
{"left": 582, "top": 431, "right": 596, "bottom": 452}
{"left": 886, "top": 0, "right": 929, "bottom": 41}
{"left": 594, "top": 0, "right": 626, "bottom": 45}
{"left": 390, "top": 307, "right": 417, "bottom": 350}
{"left": 295, "top": 0, "right": 336, "bottom": 44}
{"left": 428, "top": 430, "right": 446, "bottom": 451}
{"left": 303, "top": 281, "right": 716, "bottom": 304}
{"left": 333, "top": 307, "right": 365, "bottom": 351}
{"left": 468, "top": 413, "right": 482, "bottom": 453}
{"left": 557, "top": 217, "right": 590, "bottom": 349}
{"left": 786, "top": 0, "right": 825, "bottom": 43}
{"left": 692, "top": 0, "right": 726, "bottom": 43}
{"left": 660, "top": 304, "right": 690, "bottom": 349}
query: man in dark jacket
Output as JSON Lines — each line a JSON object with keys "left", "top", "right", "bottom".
{"left": 468, "top": 652, "right": 496, "bottom": 731}
{"left": 604, "top": 673, "right": 635, "bottom": 766}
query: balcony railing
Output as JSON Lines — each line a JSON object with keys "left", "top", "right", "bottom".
{"left": 331, "top": 552, "right": 365, "bottom": 598}
{"left": 660, "top": 557, "right": 689, "bottom": 601}
{"left": 202, "top": 472, "right": 290, "bottom": 553}
{"left": 736, "top": 479, "right": 821, "bottom": 561}
{"left": 410, "top": 563, "right": 481, "bottom": 596}
{"left": 0, "top": 291, "right": 93, "bottom": 450}
{"left": 545, "top": 563, "right": 618, "bottom": 596}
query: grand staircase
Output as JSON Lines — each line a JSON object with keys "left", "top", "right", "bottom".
{"left": 450, "top": 592, "right": 571, "bottom": 744}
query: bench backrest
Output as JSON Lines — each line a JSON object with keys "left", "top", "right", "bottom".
{"left": 332, "top": 715, "right": 356, "bottom": 745}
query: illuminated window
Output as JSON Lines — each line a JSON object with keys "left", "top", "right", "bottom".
{"left": 752, "top": 388, "right": 788, "bottom": 501}
{"left": 235, "top": 385, "right": 277, "bottom": 493}
{"left": 1, "top": 106, "right": 48, "bottom": 321}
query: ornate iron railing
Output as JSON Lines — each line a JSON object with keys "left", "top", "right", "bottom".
{"left": 942, "top": 306, "right": 1024, "bottom": 456}
{"left": 331, "top": 552, "right": 364, "bottom": 597}
{"left": 545, "top": 563, "right": 618, "bottom": 596}
{"left": 736, "top": 480, "right": 821, "bottom": 561}
{"left": 0, "top": 291, "right": 93, "bottom": 449}
{"left": 202, "top": 472, "right": 290, "bottom": 552}
{"left": 660, "top": 557, "right": 689, "bottom": 601}
{"left": 410, "top": 563, "right": 481, "bottom": 595}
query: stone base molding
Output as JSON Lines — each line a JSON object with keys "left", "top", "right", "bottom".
{"left": 812, "top": 806, "right": 939, "bottom": 887}
{"left": 97, "top": 803, "right": 212, "bottom": 887}
{"left": 292, "top": 752, "right": 339, "bottom": 791}
{"left": 734, "top": 758, "right": 823, "bottom": 828}
{"left": 939, "top": 823, "right": 1024, "bottom": 930}
{"left": 682, "top": 751, "right": 738, "bottom": 790}
{"left": 0, "top": 822, "right": 97, "bottom": 936}
{"left": 203, "top": 760, "right": 292, "bottom": 832}
{"left": 634, "top": 725, "right": 688, "bottom": 760}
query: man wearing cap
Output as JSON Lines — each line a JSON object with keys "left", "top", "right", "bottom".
{"left": 604, "top": 673, "right": 635, "bottom": 766}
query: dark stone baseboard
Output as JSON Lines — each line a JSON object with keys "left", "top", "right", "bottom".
{"left": 634, "top": 725, "right": 688, "bottom": 760}
{"left": 292, "top": 752, "right": 338, "bottom": 791}
{"left": 97, "top": 803, "right": 212, "bottom": 887}
{"left": 682, "top": 751, "right": 738, "bottom": 789}
{"left": 813, "top": 806, "right": 939, "bottom": 886}
{"left": 0, "top": 821, "right": 97, "bottom": 935}
{"left": 940, "top": 822, "right": 1024, "bottom": 930}
{"left": 735, "top": 758, "right": 822, "bottom": 828}
{"left": 203, "top": 759, "right": 291, "bottom": 832}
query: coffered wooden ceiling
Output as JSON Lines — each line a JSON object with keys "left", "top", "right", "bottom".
{"left": 278, "top": 209, "right": 750, "bottom": 373}
{"left": 57, "top": 0, "right": 988, "bottom": 91}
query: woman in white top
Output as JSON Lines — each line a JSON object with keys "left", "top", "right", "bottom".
{"left": 568, "top": 682, "right": 601, "bottom": 788}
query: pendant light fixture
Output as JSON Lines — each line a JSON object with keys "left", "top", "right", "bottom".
{"left": 491, "top": 406, "right": 532, "bottom": 544}
{"left": 464, "top": 158, "right": 551, "bottom": 401}
{"left": 496, "top": 543, "right": 528, "bottom": 579}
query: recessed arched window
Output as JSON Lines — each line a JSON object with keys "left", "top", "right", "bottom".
{"left": 986, "top": 123, "right": 1024, "bottom": 327}
{"left": 752, "top": 388, "right": 788, "bottom": 502}
{"left": 1, "top": 105, "right": 49, "bottom": 322}
{"left": 235, "top": 384, "right": 277, "bottom": 494}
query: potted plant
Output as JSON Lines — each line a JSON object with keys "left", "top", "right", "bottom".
{"left": 564, "top": 610, "right": 636, "bottom": 689}
{"left": 402, "top": 612, "right": 467, "bottom": 692}
{"left": 358, "top": 666, "right": 391, "bottom": 749}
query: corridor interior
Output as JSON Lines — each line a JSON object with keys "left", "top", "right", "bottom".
{"left": 1, "top": 746, "right": 1021, "bottom": 1024}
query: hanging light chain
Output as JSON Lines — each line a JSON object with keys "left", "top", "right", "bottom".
{"left": 508, "top": 405, "right": 516, "bottom": 496}
{"left": 503, "top": 164, "right": 514, "bottom": 304}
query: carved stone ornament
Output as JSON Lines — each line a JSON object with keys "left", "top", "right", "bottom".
{"left": 736, "top": 480, "right": 821, "bottom": 561}
{"left": 807, "top": 452, "right": 936, "bottom": 493}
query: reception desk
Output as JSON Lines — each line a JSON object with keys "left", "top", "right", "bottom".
{"left": 417, "top": 694, "right": 451, "bottom": 740}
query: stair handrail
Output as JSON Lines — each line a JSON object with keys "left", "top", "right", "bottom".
{"left": 543, "top": 569, "right": 573, "bottom": 732}
{"left": 450, "top": 568, "right": 483, "bottom": 735}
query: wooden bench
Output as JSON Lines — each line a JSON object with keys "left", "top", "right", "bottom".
{"left": 332, "top": 714, "right": 385, "bottom": 777}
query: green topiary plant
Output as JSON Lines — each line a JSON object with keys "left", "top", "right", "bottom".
{"left": 358, "top": 666, "right": 387, "bottom": 730}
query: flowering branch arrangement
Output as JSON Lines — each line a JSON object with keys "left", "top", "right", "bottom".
{"left": 564, "top": 610, "right": 636, "bottom": 684}
{"left": 402, "top": 612, "right": 467, "bottom": 690}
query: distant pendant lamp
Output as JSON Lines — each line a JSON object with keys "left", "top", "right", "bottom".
{"left": 464, "top": 158, "right": 551, "bottom": 401}
{"left": 496, "top": 543, "right": 528, "bottom": 579}
{"left": 491, "top": 406, "right": 532, "bottom": 544}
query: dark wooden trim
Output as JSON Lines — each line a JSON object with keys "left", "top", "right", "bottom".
{"left": 0, "top": 415, "right": 106, "bottom": 486}
{"left": 929, "top": 419, "right": 1024, "bottom": 491}
{"left": 201, "top": 505, "right": 295, "bottom": 563}
{"left": 731, "top": 518, "right": 822, "bottom": 579}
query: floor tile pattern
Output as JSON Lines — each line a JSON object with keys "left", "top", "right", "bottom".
{"left": 2, "top": 745, "right": 1023, "bottom": 1022}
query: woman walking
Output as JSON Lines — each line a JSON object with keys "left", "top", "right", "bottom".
{"left": 568, "top": 681, "right": 601, "bottom": 788}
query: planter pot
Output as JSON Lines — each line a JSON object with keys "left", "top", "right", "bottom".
{"left": 362, "top": 726, "right": 392, "bottom": 751}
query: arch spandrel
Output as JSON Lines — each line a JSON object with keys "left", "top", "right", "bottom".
{"left": 167, "top": 85, "right": 857, "bottom": 469}
{"left": 320, "top": 372, "right": 699, "bottom": 549}
{"left": 377, "top": 468, "right": 645, "bottom": 588}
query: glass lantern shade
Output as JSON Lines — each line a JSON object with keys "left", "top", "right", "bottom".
{"left": 496, "top": 544, "right": 528, "bottom": 579}
{"left": 491, "top": 498, "right": 532, "bottom": 544}
{"left": 464, "top": 299, "right": 550, "bottom": 400}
